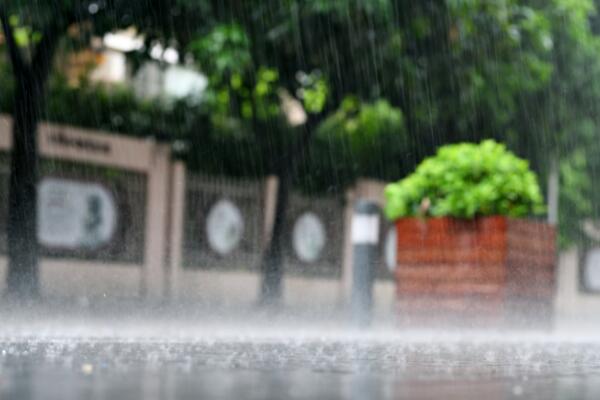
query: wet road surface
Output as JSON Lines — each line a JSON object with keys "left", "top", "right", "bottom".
{"left": 2, "top": 328, "right": 600, "bottom": 400}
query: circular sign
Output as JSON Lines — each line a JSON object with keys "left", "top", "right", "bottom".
{"left": 384, "top": 227, "right": 397, "bottom": 272}
{"left": 292, "top": 212, "right": 326, "bottom": 263}
{"left": 205, "top": 199, "right": 244, "bottom": 256}
{"left": 38, "top": 178, "right": 117, "bottom": 250}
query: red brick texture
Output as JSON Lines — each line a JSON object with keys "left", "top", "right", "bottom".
{"left": 394, "top": 216, "right": 556, "bottom": 328}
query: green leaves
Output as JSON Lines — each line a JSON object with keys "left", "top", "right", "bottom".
{"left": 318, "top": 97, "right": 404, "bottom": 145}
{"left": 308, "top": 97, "right": 408, "bottom": 190}
{"left": 297, "top": 71, "right": 329, "bottom": 114}
{"left": 253, "top": 67, "right": 281, "bottom": 120}
{"left": 6, "top": 15, "right": 41, "bottom": 47}
{"left": 188, "top": 24, "right": 252, "bottom": 82}
{"left": 384, "top": 140, "right": 545, "bottom": 220}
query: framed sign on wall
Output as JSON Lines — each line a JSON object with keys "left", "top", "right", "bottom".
{"left": 38, "top": 177, "right": 118, "bottom": 251}
{"left": 183, "top": 173, "right": 265, "bottom": 270}
{"left": 285, "top": 194, "right": 344, "bottom": 278}
{"left": 205, "top": 199, "right": 245, "bottom": 256}
{"left": 292, "top": 212, "right": 327, "bottom": 264}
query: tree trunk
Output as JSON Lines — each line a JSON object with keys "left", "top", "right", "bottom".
{"left": 1, "top": 12, "right": 62, "bottom": 298}
{"left": 259, "top": 117, "right": 318, "bottom": 305}
{"left": 259, "top": 163, "right": 290, "bottom": 304}
{"left": 6, "top": 74, "right": 43, "bottom": 298}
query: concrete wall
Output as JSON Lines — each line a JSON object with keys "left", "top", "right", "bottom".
{"left": 172, "top": 270, "right": 342, "bottom": 310}
{"left": 554, "top": 248, "right": 600, "bottom": 329}
{"left": 0, "top": 115, "right": 171, "bottom": 302}
{"left": 171, "top": 269, "right": 259, "bottom": 307}
{"left": 2, "top": 117, "right": 392, "bottom": 312}
{"left": 3, "top": 248, "right": 594, "bottom": 324}
{"left": 283, "top": 276, "right": 343, "bottom": 310}
{"left": 40, "top": 260, "right": 142, "bottom": 300}
{"left": 373, "top": 281, "right": 396, "bottom": 318}
{"left": 0, "top": 256, "right": 141, "bottom": 300}
{"left": 170, "top": 267, "right": 394, "bottom": 315}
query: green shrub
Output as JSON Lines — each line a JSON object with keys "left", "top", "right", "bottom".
{"left": 384, "top": 140, "right": 545, "bottom": 220}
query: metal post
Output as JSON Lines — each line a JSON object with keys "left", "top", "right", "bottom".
{"left": 351, "top": 199, "right": 380, "bottom": 327}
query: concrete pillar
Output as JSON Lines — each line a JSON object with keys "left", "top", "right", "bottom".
{"left": 548, "top": 158, "right": 559, "bottom": 226}
{"left": 341, "top": 189, "right": 356, "bottom": 303}
{"left": 354, "top": 178, "right": 386, "bottom": 206}
{"left": 0, "top": 257, "right": 7, "bottom": 294}
{"left": 167, "top": 161, "right": 186, "bottom": 300}
{"left": 142, "top": 142, "right": 171, "bottom": 300}
{"left": 0, "top": 116, "right": 11, "bottom": 149}
{"left": 0, "top": 117, "right": 7, "bottom": 293}
{"left": 262, "top": 175, "right": 279, "bottom": 249}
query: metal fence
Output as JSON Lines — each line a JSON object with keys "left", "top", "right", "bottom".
{"left": 0, "top": 153, "right": 147, "bottom": 264}
{"left": 1, "top": 148, "right": 391, "bottom": 283}
{"left": 284, "top": 193, "right": 345, "bottom": 278}
{"left": 0, "top": 118, "right": 392, "bottom": 303}
{"left": 182, "top": 173, "right": 266, "bottom": 270}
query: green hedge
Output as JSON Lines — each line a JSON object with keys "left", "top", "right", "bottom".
{"left": 384, "top": 140, "right": 545, "bottom": 220}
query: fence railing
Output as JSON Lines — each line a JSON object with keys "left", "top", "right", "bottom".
{"left": 0, "top": 115, "right": 170, "bottom": 299}
{"left": 182, "top": 173, "right": 266, "bottom": 271}
{"left": 0, "top": 115, "right": 394, "bottom": 306}
{"left": 2, "top": 116, "right": 598, "bottom": 323}
{"left": 284, "top": 193, "right": 345, "bottom": 278}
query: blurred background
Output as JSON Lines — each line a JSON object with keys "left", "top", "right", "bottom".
{"left": 1, "top": 0, "right": 600, "bottom": 326}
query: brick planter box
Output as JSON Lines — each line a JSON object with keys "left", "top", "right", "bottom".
{"left": 394, "top": 216, "right": 556, "bottom": 328}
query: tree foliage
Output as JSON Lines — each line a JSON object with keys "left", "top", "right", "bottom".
{"left": 305, "top": 97, "right": 407, "bottom": 192}
{"left": 3, "top": 0, "right": 600, "bottom": 247}
{"left": 384, "top": 140, "right": 545, "bottom": 220}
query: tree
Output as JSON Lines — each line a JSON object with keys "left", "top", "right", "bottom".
{"left": 184, "top": 0, "right": 404, "bottom": 304}
{"left": 0, "top": 0, "right": 211, "bottom": 297}
{"left": 308, "top": 97, "right": 408, "bottom": 191}
{"left": 1, "top": 6, "right": 75, "bottom": 297}
{"left": 518, "top": 0, "right": 600, "bottom": 245}
{"left": 187, "top": 20, "right": 330, "bottom": 304}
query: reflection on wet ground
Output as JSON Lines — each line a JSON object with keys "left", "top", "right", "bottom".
{"left": 2, "top": 326, "right": 600, "bottom": 400}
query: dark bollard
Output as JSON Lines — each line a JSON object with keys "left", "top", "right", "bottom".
{"left": 351, "top": 199, "right": 380, "bottom": 328}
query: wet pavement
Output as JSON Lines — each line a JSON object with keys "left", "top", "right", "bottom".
{"left": 1, "top": 323, "right": 600, "bottom": 400}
